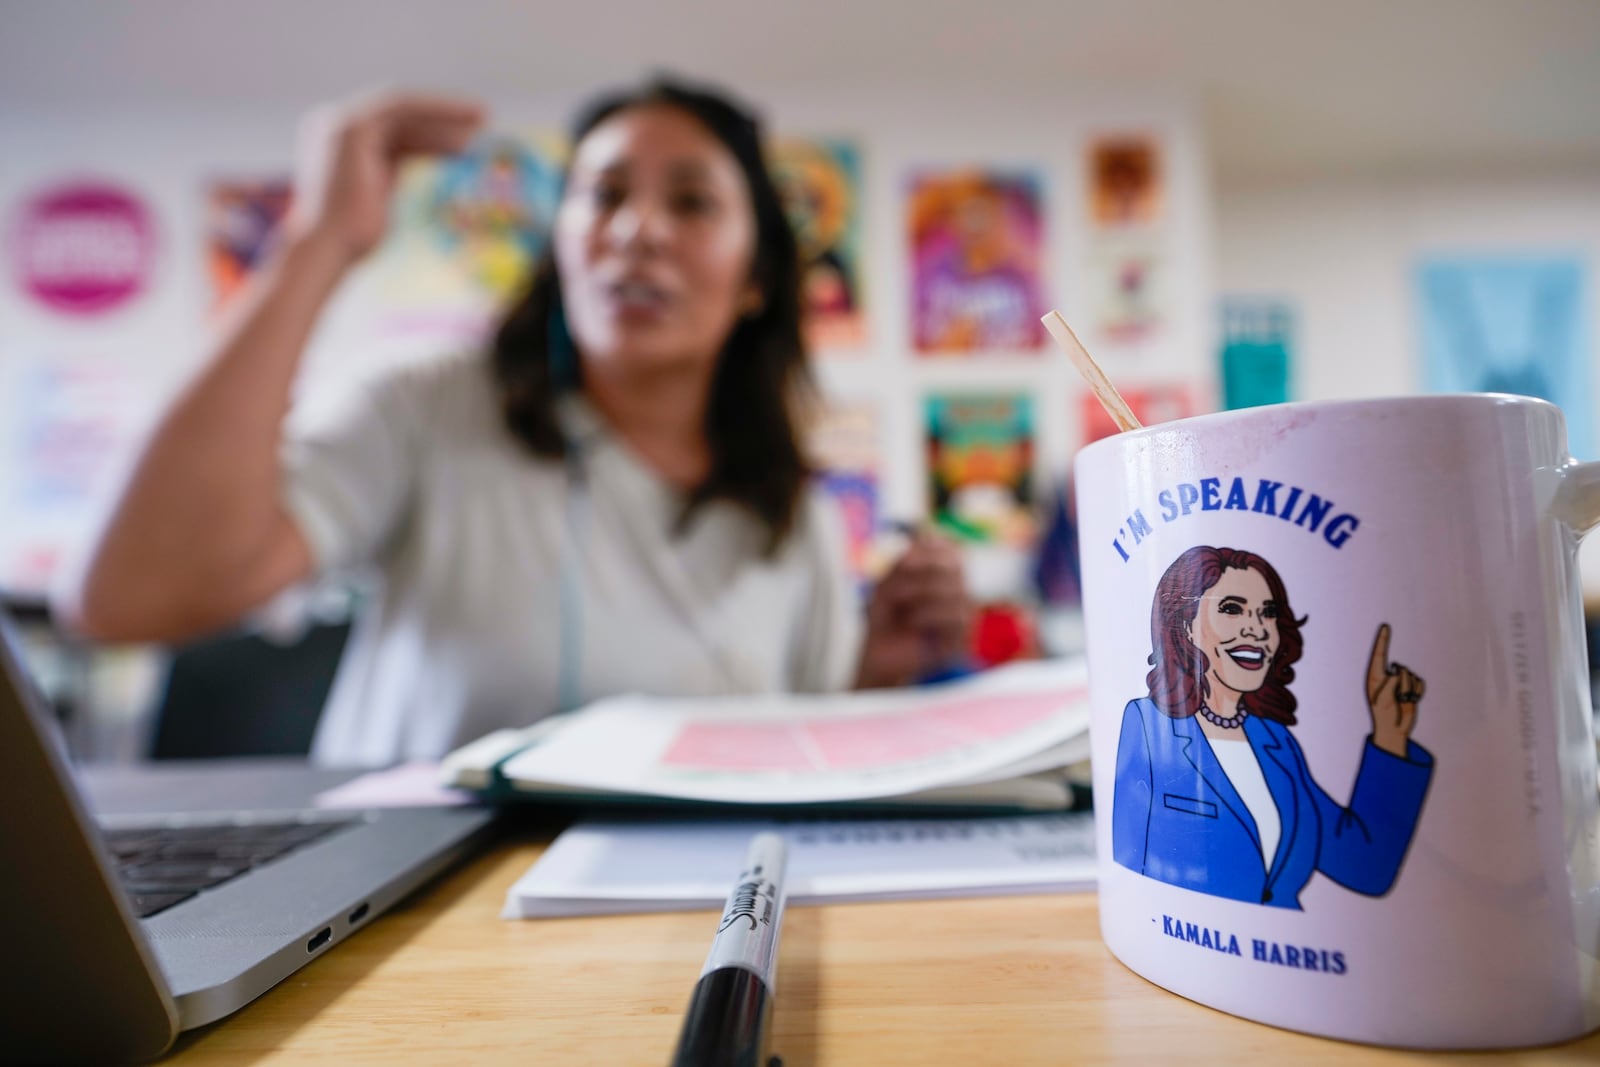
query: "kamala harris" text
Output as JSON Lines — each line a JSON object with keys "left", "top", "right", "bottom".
{"left": 1112, "top": 476, "right": 1361, "bottom": 563}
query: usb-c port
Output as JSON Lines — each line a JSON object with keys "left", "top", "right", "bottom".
{"left": 307, "top": 927, "right": 332, "bottom": 952}
{"left": 348, "top": 902, "right": 370, "bottom": 925}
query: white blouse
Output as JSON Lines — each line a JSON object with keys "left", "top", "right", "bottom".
{"left": 1208, "top": 735, "right": 1283, "bottom": 868}
{"left": 280, "top": 351, "right": 862, "bottom": 767}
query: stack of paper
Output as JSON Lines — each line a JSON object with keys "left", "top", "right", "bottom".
{"left": 443, "top": 659, "right": 1091, "bottom": 812}
{"left": 503, "top": 812, "right": 1098, "bottom": 918}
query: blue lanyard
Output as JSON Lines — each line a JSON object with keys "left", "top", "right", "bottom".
{"left": 557, "top": 448, "right": 589, "bottom": 714}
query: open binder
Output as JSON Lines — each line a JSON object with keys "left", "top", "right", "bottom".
{"left": 440, "top": 659, "right": 1092, "bottom": 813}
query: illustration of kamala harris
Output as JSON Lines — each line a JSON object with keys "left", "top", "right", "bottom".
{"left": 1112, "top": 545, "right": 1435, "bottom": 909}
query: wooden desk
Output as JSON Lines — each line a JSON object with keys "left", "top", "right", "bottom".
{"left": 166, "top": 835, "right": 1600, "bottom": 1065}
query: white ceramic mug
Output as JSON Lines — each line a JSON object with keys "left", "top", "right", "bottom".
{"left": 1074, "top": 394, "right": 1600, "bottom": 1049}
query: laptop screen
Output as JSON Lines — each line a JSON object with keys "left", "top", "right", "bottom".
{"left": 0, "top": 607, "right": 180, "bottom": 1060}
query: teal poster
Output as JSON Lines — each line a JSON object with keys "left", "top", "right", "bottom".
{"left": 1418, "top": 257, "right": 1592, "bottom": 458}
{"left": 1219, "top": 298, "right": 1292, "bottom": 411}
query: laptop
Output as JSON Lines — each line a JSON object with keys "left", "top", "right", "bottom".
{"left": 0, "top": 611, "right": 498, "bottom": 1061}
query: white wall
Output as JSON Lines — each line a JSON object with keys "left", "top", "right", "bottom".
{"left": 0, "top": 84, "right": 1216, "bottom": 601}
{"left": 1216, "top": 173, "right": 1600, "bottom": 591}
{"left": 1217, "top": 175, "right": 1600, "bottom": 401}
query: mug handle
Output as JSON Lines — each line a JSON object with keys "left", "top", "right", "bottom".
{"left": 1553, "top": 459, "right": 1600, "bottom": 535}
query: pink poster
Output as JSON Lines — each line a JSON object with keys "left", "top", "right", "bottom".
{"left": 1078, "top": 382, "right": 1200, "bottom": 448}
{"left": 907, "top": 169, "right": 1047, "bottom": 355}
{"left": 9, "top": 180, "right": 156, "bottom": 316}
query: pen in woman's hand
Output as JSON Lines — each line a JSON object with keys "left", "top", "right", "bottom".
{"left": 858, "top": 521, "right": 974, "bottom": 687}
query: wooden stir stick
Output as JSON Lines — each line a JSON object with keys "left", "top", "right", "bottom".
{"left": 1041, "top": 309, "right": 1142, "bottom": 432}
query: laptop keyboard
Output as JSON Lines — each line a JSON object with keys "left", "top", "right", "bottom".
{"left": 103, "top": 820, "right": 352, "bottom": 919}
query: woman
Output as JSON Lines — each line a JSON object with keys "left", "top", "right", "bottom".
{"left": 1112, "top": 545, "right": 1433, "bottom": 909}
{"left": 57, "top": 80, "right": 971, "bottom": 766}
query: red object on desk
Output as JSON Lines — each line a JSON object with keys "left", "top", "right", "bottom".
{"left": 972, "top": 603, "right": 1038, "bottom": 667}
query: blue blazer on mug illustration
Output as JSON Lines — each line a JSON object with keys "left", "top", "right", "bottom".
{"left": 1112, "top": 697, "right": 1434, "bottom": 909}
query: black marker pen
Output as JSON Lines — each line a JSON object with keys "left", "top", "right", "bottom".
{"left": 669, "top": 832, "right": 788, "bottom": 1067}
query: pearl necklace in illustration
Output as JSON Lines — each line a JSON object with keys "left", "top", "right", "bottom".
{"left": 1199, "top": 705, "right": 1247, "bottom": 730}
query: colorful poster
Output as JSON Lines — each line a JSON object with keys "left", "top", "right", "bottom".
{"left": 205, "top": 178, "right": 291, "bottom": 314}
{"left": 0, "top": 357, "right": 143, "bottom": 593}
{"left": 1219, "top": 297, "right": 1294, "bottom": 410}
{"left": 9, "top": 180, "right": 156, "bottom": 316}
{"left": 907, "top": 170, "right": 1047, "bottom": 354}
{"left": 925, "top": 393, "right": 1035, "bottom": 545}
{"left": 1419, "top": 257, "right": 1593, "bottom": 457}
{"left": 1085, "top": 136, "right": 1167, "bottom": 346}
{"left": 1087, "top": 136, "right": 1163, "bottom": 227}
{"left": 806, "top": 400, "right": 881, "bottom": 581}
{"left": 376, "top": 132, "right": 565, "bottom": 344}
{"left": 1088, "top": 235, "right": 1164, "bottom": 342}
{"left": 819, "top": 470, "right": 878, "bottom": 584}
{"left": 769, "top": 138, "right": 865, "bottom": 351}
{"left": 1079, "top": 383, "right": 1200, "bottom": 448}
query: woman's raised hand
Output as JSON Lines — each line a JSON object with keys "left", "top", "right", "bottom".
{"left": 1366, "top": 623, "right": 1424, "bottom": 757}
{"left": 287, "top": 90, "right": 487, "bottom": 267}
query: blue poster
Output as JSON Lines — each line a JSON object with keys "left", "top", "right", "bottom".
{"left": 1418, "top": 257, "right": 1593, "bottom": 458}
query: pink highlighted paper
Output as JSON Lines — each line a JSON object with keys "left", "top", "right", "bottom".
{"left": 663, "top": 692, "right": 1069, "bottom": 774}
{"left": 663, "top": 724, "right": 816, "bottom": 772}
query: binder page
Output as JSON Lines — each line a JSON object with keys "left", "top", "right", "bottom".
{"left": 497, "top": 660, "right": 1089, "bottom": 804}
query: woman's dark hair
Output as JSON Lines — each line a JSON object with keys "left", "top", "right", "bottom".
{"left": 489, "top": 76, "right": 810, "bottom": 554}
{"left": 1145, "top": 546, "right": 1307, "bottom": 725}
